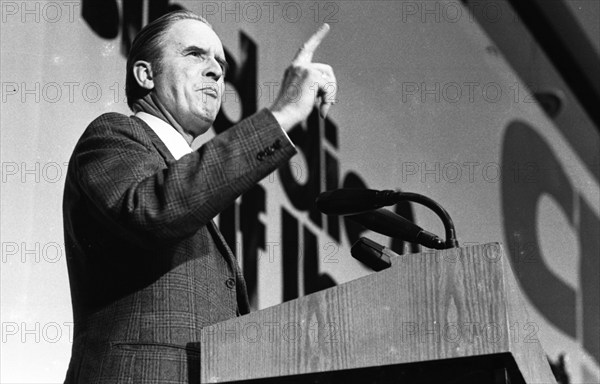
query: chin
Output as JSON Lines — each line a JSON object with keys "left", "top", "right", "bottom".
{"left": 193, "top": 115, "right": 216, "bottom": 135}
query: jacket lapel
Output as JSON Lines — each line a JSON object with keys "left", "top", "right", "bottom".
{"left": 132, "top": 115, "right": 176, "bottom": 162}
{"left": 131, "top": 115, "right": 240, "bottom": 275}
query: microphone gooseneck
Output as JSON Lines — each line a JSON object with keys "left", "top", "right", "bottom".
{"left": 315, "top": 188, "right": 458, "bottom": 249}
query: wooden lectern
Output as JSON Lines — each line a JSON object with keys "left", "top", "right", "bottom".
{"left": 200, "top": 243, "right": 557, "bottom": 383}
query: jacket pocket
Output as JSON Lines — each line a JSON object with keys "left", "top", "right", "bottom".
{"left": 110, "top": 341, "right": 200, "bottom": 383}
{"left": 111, "top": 341, "right": 198, "bottom": 353}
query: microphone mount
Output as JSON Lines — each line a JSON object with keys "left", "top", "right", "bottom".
{"left": 392, "top": 192, "right": 458, "bottom": 249}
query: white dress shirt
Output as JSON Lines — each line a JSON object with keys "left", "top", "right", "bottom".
{"left": 135, "top": 112, "right": 193, "bottom": 160}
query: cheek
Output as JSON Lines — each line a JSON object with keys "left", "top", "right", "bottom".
{"left": 167, "top": 70, "right": 192, "bottom": 99}
{"left": 156, "top": 76, "right": 183, "bottom": 108}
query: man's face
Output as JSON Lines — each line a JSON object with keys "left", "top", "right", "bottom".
{"left": 152, "top": 19, "right": 226, "bottom": 136}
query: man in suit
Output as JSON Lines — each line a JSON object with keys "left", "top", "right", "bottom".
{"left": 62, "top": 10, "right": 335, "bottom": 383}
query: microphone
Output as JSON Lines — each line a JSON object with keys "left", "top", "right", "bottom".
{"left": 315, "top": 188, "right": 398, "bottom": 215}
{"left": 348, "top": 209, "right": 446, "bottom": 250}
{"left": 316, "top": 188, "right": 459, "bottom": 248}
{"left": 350, "top": 237, "right": 391, "bottom": 271}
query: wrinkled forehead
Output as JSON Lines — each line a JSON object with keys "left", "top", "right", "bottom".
{"left": 162, "top": 19, "right": 224, "bottom": 57}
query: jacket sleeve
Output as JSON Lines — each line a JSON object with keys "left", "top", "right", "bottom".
{"left": 71, "top": 108, "right": 296, "bottom": 244}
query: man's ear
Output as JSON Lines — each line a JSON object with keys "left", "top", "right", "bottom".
{"left": 133, "top": 60, "right": 155, "bottom": 90}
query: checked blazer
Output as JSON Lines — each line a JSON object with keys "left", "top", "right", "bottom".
{"left": 62, "top": 109, "right": 296, "bottom": 383}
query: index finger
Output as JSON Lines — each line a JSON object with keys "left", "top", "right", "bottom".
{"left": 293, "top": 23, "right": 330, "bottom": 64}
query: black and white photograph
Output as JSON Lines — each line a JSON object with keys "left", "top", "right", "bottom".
{"left": 1, "top": 0, "right": 598, "bottom": 383}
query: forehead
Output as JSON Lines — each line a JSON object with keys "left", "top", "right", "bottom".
{"left": 162, "top": 19, "right": 224, "bottom": 56}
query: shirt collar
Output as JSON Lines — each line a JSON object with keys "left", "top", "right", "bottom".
{"left": 135, "top": 111, "right": 193, "bottom": 160}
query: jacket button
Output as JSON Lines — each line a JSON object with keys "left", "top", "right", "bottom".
{"left": 225, "top": 278, "right": 236, "bottom": 289}
{"left": 256, "top": 152, "right": 265, "bottom": 161}
{"left": 265, "top": 146, "right": 275, "bottom": 155}
{"left": 273, "top": 139, "right": 282, "bottom": 149}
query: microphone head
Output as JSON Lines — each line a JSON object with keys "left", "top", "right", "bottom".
{"left": 351, "top": 237, "right": 391, "bottom": 271}
{"left": 316, "top": 189, "right": 397, "bottom": 215}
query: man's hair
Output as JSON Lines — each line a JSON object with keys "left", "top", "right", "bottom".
{"left": 125, "top": 10, "right": 211, "bottom": 110}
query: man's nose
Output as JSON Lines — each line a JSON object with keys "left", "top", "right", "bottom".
{"left": 203, "top": 57, "right": 223, "bottom": 81}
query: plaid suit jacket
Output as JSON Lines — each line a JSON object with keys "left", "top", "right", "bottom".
{"left": 63, "top": 109, "right": 296, "bottom": 383}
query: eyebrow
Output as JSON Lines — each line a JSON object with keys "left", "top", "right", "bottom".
{"left": 182, "top": 45, "right": 229, "bottom": 75}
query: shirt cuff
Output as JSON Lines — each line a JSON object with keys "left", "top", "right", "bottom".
{"left": 262, "top": 109, "right": 297, "bottom": 150}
